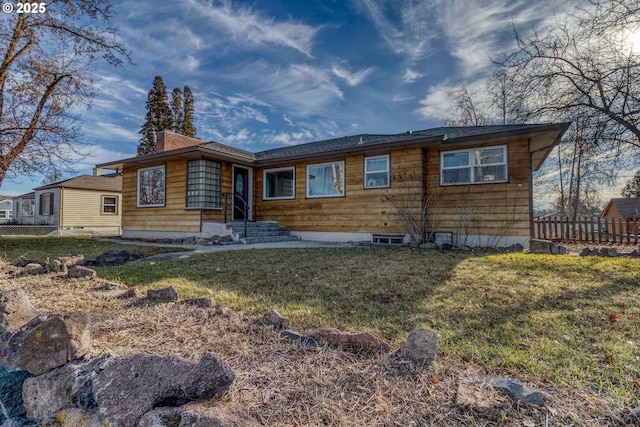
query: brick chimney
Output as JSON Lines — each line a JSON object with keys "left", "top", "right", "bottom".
{"left": 155, "top": 131, "right": 202, "bottom": 153}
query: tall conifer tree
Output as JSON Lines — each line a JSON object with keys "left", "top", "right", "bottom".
{"left": 137, "top": 76, "right": 173, "bottom": 155}
{"left": 182, "top": 86, "right": 197, "bottom": 138}
{"left": 170, "top": 88, "right": 183, "bottom": 134}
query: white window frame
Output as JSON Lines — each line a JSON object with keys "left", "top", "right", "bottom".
{"left": 440, "top": 145, "right": 508, "bottom": 186}
{"left": 263, "top": 167, "right": 295, "bottom": 200}
{"left": 137, "top": 165, "right": 166, "bottom": 208}
{"left": 306, "top": 161, "right": 345, "bottom": 198}
{"left": 364, "top": 155, "right": 390, "bottom": 189}
{"left": 102, "top": 195, "right": 118, "bottom": 215}
{"left": 22, "top": 199, "right": 34, "bottom": 216}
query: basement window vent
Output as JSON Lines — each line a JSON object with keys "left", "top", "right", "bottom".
{"left": 372, "top": 234, "right": 404, "bottom": 245}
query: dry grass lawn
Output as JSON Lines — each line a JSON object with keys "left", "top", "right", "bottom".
{"left": 1, "top": 242, "right": 639, "bottom": 426}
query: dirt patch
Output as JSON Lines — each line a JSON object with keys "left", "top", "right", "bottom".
{"left": 1, "top": 273, "right": 633, "bottom": 426}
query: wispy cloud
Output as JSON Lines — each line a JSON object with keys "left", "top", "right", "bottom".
{"left": 356, "top": 0, "right": 438, "bottom": 61}
{"left": 187, "top": 0, "right": 321, "bottom": 57}
{"left": 403, "top": 68, "right": 424, "bottom": 84}
{"left": 331, "top": 64, "right": 375, "bottom": 86}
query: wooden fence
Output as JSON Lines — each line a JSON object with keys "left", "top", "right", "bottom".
{"left": 534, "top": 216, "right": 640, "bottom": 244}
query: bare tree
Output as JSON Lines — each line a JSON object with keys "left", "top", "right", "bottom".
{"left": 445, "top": 87, "right": 490, "bottom": 126}
{"left": 0, "top": 0, "right": 129, "bottom": 187}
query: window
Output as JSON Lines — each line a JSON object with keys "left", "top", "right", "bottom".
{"left": 0, "top": 211, "right": 6, "bottom": 219}
{"left": 186, "top": 160, "right": 221, "bottom": 209}
{"left": 137, "top": 165, "right": 166, "bottom": 207}
{"left": 264, "top": 167, "right": 295, "bottom": 200}
{"left": 21, "top": 199, "right": 34, "bottom": 216}
{"left": 102, "top": 196, "right": 118, "bottom": 214}
{"left": 364, "top": 155, "right": 390, "bottom": 188}
{"left": 441, "top": 145, "right": 507, "bottom": 185}
{"left": 306, "top": 161, "right": 345, "bottom": 198}
{"left": 39, "top": 192, "right": 53, "bottom": 215}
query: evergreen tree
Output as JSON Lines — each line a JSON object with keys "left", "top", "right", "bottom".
{"left": 182, "top": 86, "right": 197, "bottom": 138}
{"left": 170, "top": 88, "right": 183, "bottom": 134}
{"left": 622, "top": 171, "right": 640, "bottom": 198}
{"left": 137, "top": 76, "right": 173, "bottom": 155}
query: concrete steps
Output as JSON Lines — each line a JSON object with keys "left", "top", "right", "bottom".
{"left": 226, "top": 221, "right": 300, "bottom": 244}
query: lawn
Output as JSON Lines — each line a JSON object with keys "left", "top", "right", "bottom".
{"left": 2, "top": 242, "right": 639, "bottom": 425}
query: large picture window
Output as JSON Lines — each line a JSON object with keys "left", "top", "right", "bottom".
{"left": 264, "top": 167, "right": 295, "bottom": 200}
{"left": 186, "top": 160, "right": 221, "bottom": 209}
{"left": 441, "top": 145, "right": 507, "bottom": 185}
{"left": 306, "top": 161, "right": 345, "bottom": 198}
{"left": 364, "top": 155, "right": 390, "bottom": 188}
{"left": 137, "top": 165, "right": 166, "bottom": 207}
{"left": 21, "top": 199, "right": 34, "bottom": 216}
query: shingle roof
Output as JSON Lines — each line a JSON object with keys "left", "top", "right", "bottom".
{"left": 202, "top": 141, "right": 256, "bottom": 160}
{"left": 607, "top": 198, "right": 640, "bottom": 219}
{"left": 34, "top": 174, "right": 122, "bottom": 192}
{"left": 253, "top": 123, "right": 567, "bottom": 161}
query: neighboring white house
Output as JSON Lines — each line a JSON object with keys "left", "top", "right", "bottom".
{"left": 12, "top": 193, "right": 35, "bottom": 224}
{"left": 0, "top": 197, "right": 13, "bottom": 223}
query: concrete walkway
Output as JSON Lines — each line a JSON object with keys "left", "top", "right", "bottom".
{"left": 96, "top": 238, "right": 355, "bottom": 261}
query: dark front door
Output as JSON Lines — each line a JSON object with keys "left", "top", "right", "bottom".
{"left": 233, "top": 167, "right": 249, "bottom": 221}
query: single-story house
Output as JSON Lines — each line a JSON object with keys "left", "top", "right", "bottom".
{"left": 30, "top": 171, "right": 123, "bottom": 235}
{"left": 0, "top": 197, "right": 14, "bottom": 223}
{"left": 603, "top": 198, "right": 640, "bottom": 221}
{"left": 96, "top": 123, "right": 569, "bottom": 247}
{"left": 12, "top": 192, "right": 35, "bottom": 224}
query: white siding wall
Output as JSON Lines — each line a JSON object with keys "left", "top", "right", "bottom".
{"left": 33, "top": 188, "right": 60, "bottom": 226}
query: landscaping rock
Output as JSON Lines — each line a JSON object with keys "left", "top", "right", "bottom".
{"left": 0, "top": 417, "right": 36, "bottom": 427}
{"left": 103, "top": 281, "right": 125, "bottom": 291}
{"left": 184, "top": 298, "right": 212, "bottom": 308}
{"left": 119, "top": 287, "right": 145, "bottom": 299}
{"left": 0, "top": 289, "right": 40, "bottom": 336}
{"left": 529, "top": 239, "right": 553, "bottom": 254}
{"left": 95, "top": 249, "right": 142, "bottom": 266}
{"left": 0, "top": 366, "right": 31, "bottom": 423}
{"left": 147, "top": 286, "right": 179, "bottom": 302}
{"left": 46, "top": 259, "right": 67, "bottom": 274}
{"left": 213, "top": 304, "right": 233, "bottom": 317}
{"left": 6, "top": 312, "right": 91, "bottom": 375}
{"left": 22, "top": 263, "right": 46, "bottom": 276}
{"left": 67, "top": 266, "right": 96, "bottom": 279}
{"left": 279, "top": 330, "right": 318, "bottom": 347}
{"left": 41, "top": 408, "right": 105, "bottom": 427}
{"left": 456, "top": 376, "right": 509, "bottom": 412}
{"left": 263, "top": 309, "right": 290, "bottom": 329}
{"left": 394, "top": 328, "right": 439, "bottom": 367}
{"left": 57, "top": 255, "right": 85, "bottom": 268}
{"left": 459, "top": 375, "right": 544, "bottom": 407}
{"left": 310, "top": 328, "right": 391, "bottom": 353}
{"left": 630, "top": 250, "right": 640, "bottom": 258}
{"left": 579, "top": 247, "right": 593, "bottom": 256}
{"left": 137, "top": 402, "right": 262, "bottom": 427}
{"left": 600, "top": 247, "right": 618, "bottom": 257}
{"left": 92, "top": 352, "right": 235, "bottom": 427}
{"left": 22, "top": 354, "right": 113, "bottom": 421}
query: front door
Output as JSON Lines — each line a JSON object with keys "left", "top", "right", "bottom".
{"left": 233, "top": 167, "right": 250, "bottom": 221}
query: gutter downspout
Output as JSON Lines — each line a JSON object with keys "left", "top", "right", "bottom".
{"left": 528, "top": 139, "right": 534, "bottom": 239}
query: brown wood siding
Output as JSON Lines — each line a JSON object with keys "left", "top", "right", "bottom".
{"left": 122, "top": 160, "right": 199, "bottom": 232}
{"left": 60, "top": 189, "right": 122, "bottom": 227}
{"left": 254, "top": 148, "right": 423, "bottom": 233}
{"left": 424, "top": 138, "right": 531, "bottom": 237}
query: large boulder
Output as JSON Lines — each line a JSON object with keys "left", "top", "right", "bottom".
{"left": 263, "top": 309, "right": 290, "bottom": 329}
{"left": 67, "top": 266, "right": 96, "bottom": 279}
{"left": 21, "top": 354, "right": 113, "bottom": 422}
{"left": 0, "top": 289, "right": 40, "bottom": 336}
{"left": 394, "top": 328, "right": 439, "bottom": 367}
{"left": 137, "top": 402, "right": 261, "bottom": 427}
{"left": 147, "top": 286, "right": 179, "bottom": 302}
{"left": 6, "top": 312, "right": 91, "bottom": 375}
{"left": 310, "top": 328, "right": 391, "bottom": 353}
{"left": 0, "top": 366, "right": 31, "bottom": 424}
{"left": 92, "top": 353, "right": 235, "bottom": 427}
{"left": 21, "top": 263, "right": 46, "bottom": 276}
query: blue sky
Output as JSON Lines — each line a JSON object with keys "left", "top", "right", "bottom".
{"left": 1, "top": 0, "right": 599, "bottom": 196}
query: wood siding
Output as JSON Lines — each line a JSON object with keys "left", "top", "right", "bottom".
{"left": 122, "top": 159, "right": 234, "bottom": 232}
{"left": 254, "top": 148, "right": 423, "bottom": 233}
{"left": 60, "top": 188, "right": 122, "bottom": 228}
{"left": 425, "top": 138, "right": 531, "bottom": 237}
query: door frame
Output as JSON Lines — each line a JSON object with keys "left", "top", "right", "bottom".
{"left": 232, "top": 165, "right": 252, "bottom": 221}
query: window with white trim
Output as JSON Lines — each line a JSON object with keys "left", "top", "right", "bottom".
{"left": 186, "top": 160, "right": 221, "bottom": 209}
{"left": 264, "top": 167, "right": 295, "bottom": 200}
{"left": 306, "top": 161, "right": 345, "bottom": 198}
{"left": 137, "top": 165, "right": 166, "bottom": 207}
{"left": 21, "top": 199, "right": 34, "bottom": 216}
{"left": 102, "top": 196, "right": 118, "bottom": 214}
{"left": 441, "top": 145, "right": 508, "bottom": 185}
{"left": 364, "top": 155, "right": 390, "bottom": 188}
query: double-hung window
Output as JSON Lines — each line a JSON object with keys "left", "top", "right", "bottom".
{"left": 264, "top": 167, "right": 295, "bottom": 200}
{"left": 306, "top": 161, "right": 345, "bottom": 198}
{"left": 186, "top": 160, "right": 221, "bottom": 209}
{"left": 137, "top": 165, "right": 166, "bottom": 207}
{"left": 102, "top": 196, "right": 118, "bottom": 214}
{"left": 364, "top": 155, "right": 390, "bottom": 188}
{"left": 441, "top": 145, "right": 507, "bottom": 185}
